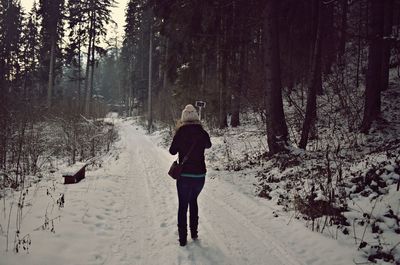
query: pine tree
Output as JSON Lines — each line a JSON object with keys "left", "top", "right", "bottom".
{"left": 65, "top": 0, "right": 88, "bottom": 109}
{"left": 121, "top": 0, "right": 144, "bottom": 115}
{"left": 263, "top": 0, "right": 289, "bottom": 154}
{"left": 38, "top": 0, "right": 65, "bottom": 107}
{"left": 299, "top": 0, "right": 323, "bottom": 149}
{"left": 21, "top": 2, "right": 41, "bottom": 99}
{"left": 96, "top": 25, "right": 121, "bottom": 104}
{"left": 0, "top": 0, "right": 24, "bottom": 168}
{"left": 360, "top": 0, "right": 385, "bottom": 132}
{"left": 83, "top": 0, "right": 116, "bottom": 116}
{"left": 0, "top": 0, "right": 23, "bottom": 94}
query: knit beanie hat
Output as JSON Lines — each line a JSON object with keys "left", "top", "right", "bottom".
{"left": 181, "top": 104, "right": 199, "bottom": 123}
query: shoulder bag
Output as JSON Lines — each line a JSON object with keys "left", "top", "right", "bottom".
{"left": 168, "top": 141, "right": 196, "bottom": 180}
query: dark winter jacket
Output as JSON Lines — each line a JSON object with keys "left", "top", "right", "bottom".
{"left": 169, "top": 123, "right": 212, "bottom": 175}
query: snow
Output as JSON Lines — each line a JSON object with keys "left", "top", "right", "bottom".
{"left": 0, "top": 119, "right": 363, "bottom": 265}
{"left": 61, "top": 162, "right": 87, "bottom": 176}
{"left": 106, "top": 112, "right": 119, "bottom": 119}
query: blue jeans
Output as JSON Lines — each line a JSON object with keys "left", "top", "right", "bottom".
{"left": 176, "top": 177, "right": 205, "bottom": 229}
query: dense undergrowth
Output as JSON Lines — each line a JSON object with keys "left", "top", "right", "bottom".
{"left": 0, "top": 109, "right": 118, "bottom": 253}
{"left": 0, "top": 111, "right": 118, "bottom": 192}
{"left": 203, "top": 77, "right": 400, "bottom": 263}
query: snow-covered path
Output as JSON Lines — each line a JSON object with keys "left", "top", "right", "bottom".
{"left": 94, "top": 122, "right": 302, "bottom": 265}
{"left": 1, "top": 120, "right": 360, "bottom": 265}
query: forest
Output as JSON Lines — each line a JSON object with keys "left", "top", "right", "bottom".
{"left": 1, "top": 0, "right": 400, "bottom": 263}
{"left": 0, "top": 0, "right": 396, "bottom": 154}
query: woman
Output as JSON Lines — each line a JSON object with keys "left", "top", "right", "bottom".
{"left": 169, "top": 104, "right": 212, "bottom": 246}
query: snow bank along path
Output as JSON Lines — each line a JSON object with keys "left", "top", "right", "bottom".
{"left": 1, "top": 120, "right": 359, "bottom": 265}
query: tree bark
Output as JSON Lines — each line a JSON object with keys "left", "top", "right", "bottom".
{"left": 299, "top": 0, "right": 323, "bottom": 149}
{"left": 77, "top": 23, "right": 82, "bottom": 110}
{"left": 84, "top": 6, "right": 93, "bottom": 115}
{"left": 381, "top": 0, "right": 394, "bottom": 92}
{"left": 360, "top": 0, "right": 385, "bottom": 133}
{"left": 217, "top": 39, "right": 223, "bottom": 128}
{"left": 338, "top": 0, "right": 348, "bottom": 61}
{"left": 356, "top": 0, "right": 363, "bottom": 88}
{"left": 47, "top": 34, "right": 56, "bottom": 108}
{"left": 217, "top": 4, "right": 228, "bottom": 129}
{"left": 148, "top": 24, "right": 153, "bottom": 133}
{"left": 89, "top": 16, "right": 96, "bottom": 116}
{"left": 160, "top": 38, "right": 170, "bottom": 122}
{"left": 231, "top": 12, "right": 245, "bottom": 128}
{"left": 263, "top": 1, "right": 289, "bottom": 154}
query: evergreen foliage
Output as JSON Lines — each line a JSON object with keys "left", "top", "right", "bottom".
{"left": 0, "top": 0, "right": 397, "bottom": 154}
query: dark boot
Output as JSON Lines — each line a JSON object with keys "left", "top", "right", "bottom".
{"left": 190, "top": 217, "right": 198, "bottom": 240}
{"left": 190, "top": 228, "right": 198, "bottom": 240}
{"left": 178, "top": 225, "right": 187, "bottom": 246}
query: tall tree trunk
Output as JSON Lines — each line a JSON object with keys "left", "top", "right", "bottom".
{"left": 338, "top": 0, "right": 348, "bottom": 62}
{"left": 201, "top": 52, "right": 206, "bottom": 97}
{"left": 85, "top": 6, "right": 95, "bottom": 116}
{"left": 217, "top": 45, "right": 223, "bottom": 128}
{"left": 84, "top": 9, "right": 93, "bottom": 115}
{"left": 47, "top": 34, "right": 56, "bottom": 108}
{"left": 263, "top": 1, "right": 289, "bottom": 154}
{"left": 0, "top": 71, "right": 6, "bottom": 169}
{"left": 77, "top": 23, "right": 82, "bottom": 110}
{"left": 299, "top": 0, "right": 323, "bottom": 149}
{"left": 128, "top": 47, "right": 134, "bottom": 116}
{"left": 360, "top": 0, "right": 385, "bottom": 133}
{"left": 381, "top": 0, "right": 394, "bottom": 92}
{"left": 231, "top": 48, "right": 243, "bottom": 127}
{"left": 147, "top": 24, "right": 153, "bottom": 132}
{"left": 160, "top": 38, "right": 170, "bottom": 122}
{"left": 231, "top": 10, "right": 244, "bottom": 128}
{"left": 217, "top": 4, "right": 227, "bottom": 129}
{"left": 322, "top": 1, "right": 335, "bottom": 77}
{"left": 220, "top": 46, "right": 228, "bottom": 129}
{"left": 89, "top": 20, "right": 96, "bottom": 116}
{"left": 131, "top": 45, "right": 136, "bottom": 116}
{"left": 22, "top": 47, "right": 29, "bottom": 99}
{"left": 230, "top": 84, "right": 241, "bottom": 128}
{"left": 138, "top": 19, "right": 146, "bottom": 116}
{"left": 356, "top": 0, "right": 363, "bottom": 88}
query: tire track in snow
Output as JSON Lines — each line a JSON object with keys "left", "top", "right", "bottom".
{"left": 136, "top": 136, "right": 191, "bottom": 263}
{"left": 104, "top": 122, "right": 306, "bottom": 265}
{"left": 119, "top": 127, "right": 159, "bottom": 265}
{"left": 101, "top": 124, "right": 160, "bottom": 265}
{"left": 202, "top": 179, "right": 311, "bottom": 265}
{"left": 130, "top": 129, "right": 300, "bottom": 265}
{"left": 202, "top": 191, "right": 305, "bottom": 265}
{"left": 131, "top": 127, "right": 238, "bottom": 265}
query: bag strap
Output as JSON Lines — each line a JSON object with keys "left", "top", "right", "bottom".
{"left": 180, "top": 141, "right": 197, "bottom": 165}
